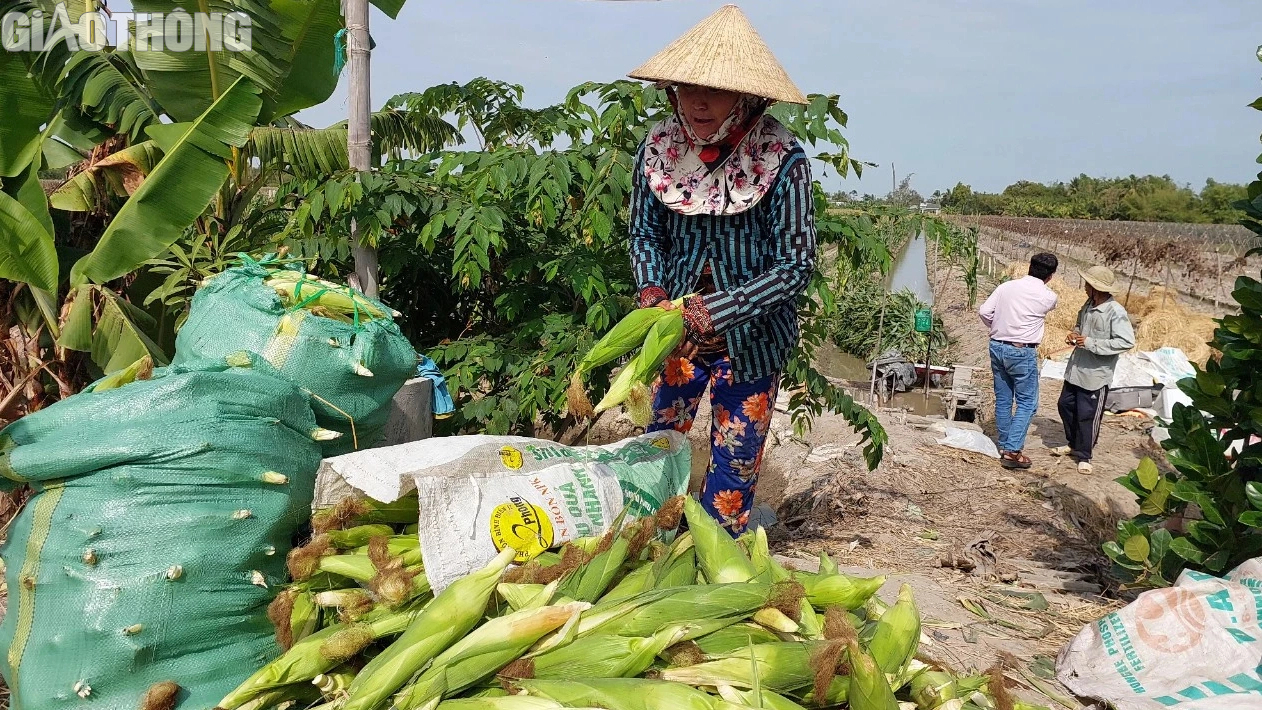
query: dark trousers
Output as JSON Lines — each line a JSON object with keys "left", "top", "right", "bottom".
{"left": 1058, "top": 382, "right": 1108, "bottom": 462}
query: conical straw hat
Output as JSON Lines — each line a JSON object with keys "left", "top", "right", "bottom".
{"left": 629, "top": 4, "right": 808, "bottom": 105}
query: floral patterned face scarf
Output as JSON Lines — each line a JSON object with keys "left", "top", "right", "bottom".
{"left": 642, "top": 88, "right": 798, "bottom": 217}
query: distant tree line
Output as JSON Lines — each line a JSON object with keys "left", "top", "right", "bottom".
{"left": 937, "top": 174, "right": 1247, "bottom": 224}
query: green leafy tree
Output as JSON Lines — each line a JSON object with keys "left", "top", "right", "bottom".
{"left": 275, "top": 79, "right": 891, "bottom": 467}
{"left": 1106, "top": 46, "right": 1262, "bottom": 587}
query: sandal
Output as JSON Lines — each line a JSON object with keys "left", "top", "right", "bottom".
{"left": 1000, "top": 451, "right": 1032, "bottom": 470}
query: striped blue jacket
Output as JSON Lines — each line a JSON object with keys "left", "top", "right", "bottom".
{"left": 628, "top": 143, "right": 818, "bottom": 383}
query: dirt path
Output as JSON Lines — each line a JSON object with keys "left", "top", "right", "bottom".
{"left": 747, "top": 254, "right": 1168, "bottom": 706}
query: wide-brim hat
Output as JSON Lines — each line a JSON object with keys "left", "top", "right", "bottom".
{"left": 1082, "top": 265, "right": 1119, "bottom": 293}
{"left": 628, "top": 4, "right": 809, "bottom": 105}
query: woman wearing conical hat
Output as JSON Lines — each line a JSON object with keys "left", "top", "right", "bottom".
{"left": 629, "top": 5, "right": 815, "bottom": 536}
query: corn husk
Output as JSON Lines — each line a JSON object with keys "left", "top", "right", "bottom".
{"left": 693, "top": 623, "right": 782, "bottom": 656}
{"left": 436, "top": 699, "right": 567, "bottom": 710}
{"left": 498, "top": 583, "right": 554, "bottom": 612}
{"left": 600, "top": 559, "right": 658, "bottom": 602}
{"left": 716, "top": 686, "right": 808, "bottom": 710}
{"left": 868, "top": 584, "right": 920, "bottom": 678}
{"left": 594, "top": 354, "right": 645, "bottom": 414}
{"left": 818, "top": 552, "right": 838, "bottom": 576}
{"left": 910, "top": 670, "right": 959, "bottom": 709}
{"left": 794, "top": 570, "right": 886, "bottom": 610}
{"left": 325, "top": 524, "right": 396, "bottom": 549}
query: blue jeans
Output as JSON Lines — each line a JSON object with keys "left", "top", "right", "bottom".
{"left": 990, "top": 341, "right": 1039, "bottom": 453}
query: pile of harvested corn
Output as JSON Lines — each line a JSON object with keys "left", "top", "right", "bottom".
{"left": 217, "top": 494, "right": 1049, "bottom": 710}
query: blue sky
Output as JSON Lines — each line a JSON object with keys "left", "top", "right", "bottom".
{"left": 291, "top": 0, "right": 1261, "bottom": 196}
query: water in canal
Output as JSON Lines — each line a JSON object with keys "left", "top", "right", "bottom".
{"left": 814, "top": 230, "right": 946, "bottom": 415}
{"left": 886, "top": 230, "right": 934, "bottom": 305}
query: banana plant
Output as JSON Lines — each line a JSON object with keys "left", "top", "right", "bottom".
{"left": 0, "top": 0, "right": 432, "bottom": 404}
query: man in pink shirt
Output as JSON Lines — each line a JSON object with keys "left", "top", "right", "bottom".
{"left": 978, "top": 253, "right": 1059, "bottom": 469}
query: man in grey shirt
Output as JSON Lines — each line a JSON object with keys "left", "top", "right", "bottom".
{"left": 1053, "top": 265, "right": 1136, "bottom": 474}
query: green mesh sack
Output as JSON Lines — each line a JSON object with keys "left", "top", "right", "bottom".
{"left": 172, "top": 257, "right": 417, "bottom": 455}
{"left": 0, "top": 354, "right": 324, "bottom": 709}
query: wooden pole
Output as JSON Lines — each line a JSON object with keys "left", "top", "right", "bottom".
{"left": 1215, "top": 249, "right": 1222, "bottom": 310}
{"left": 923, "top": 323, "right": 933, "bottom": 397}
{"left": 346, "top": 0, "right": 379, "bottom": 298}
{"left": 869, "top": 297, "right": 887, "bottom": 403}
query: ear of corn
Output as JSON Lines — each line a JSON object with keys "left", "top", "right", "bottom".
{"left": 660, "top": 642, "right": 819, "bottom": 693}
{"left": 595, "top": 354, "right": 644, "bottom": 414}
{"left": 867, "top": 584, "right": 920, "bottom": 679}
{"left": 631, "top": 311, "right": 685, "bottom": 384}
{"left": 218, "top": 605, "right": 425, "bottom": 709}
{"left": 393, "top": 603, "right": 588, "bottom": 710}
{"left": 515, "top": 678, "right": 728, "bottom": 710}
{"left": 847, "top": 641, "right": 899, "bottom": 710}
{"left": 577, "top": 308, "right": 673, "bottom": 375}
{"left": 266, "top": 273, "right": 389, "bottom": 321}
{"left": 314, "top": 668, "right": 356, "bottom": 697}
{"left": 557, "top": 535, "right": 631, "bottom": 602}
{"left": 340, "top": 547, "right": 518, "bottom": 710}
{"left": 342, "top": 531, "right": 419, "bottom": 553}
{"left": 527, "top": 633, "right": 670, "bottom": 680}
{"left": 752, "top": 607, "right": 799, "bottom": 634}
{"left": 684, "top": 497, "right": 760, "bottom": 584}
{"left": 794, "top": 570, "right": 886, "bottom": 610}
{"left": 589, "top": 583, "right": 775, "bottom": 638}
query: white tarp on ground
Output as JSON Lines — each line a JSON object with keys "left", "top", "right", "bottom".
{"left": 933, "top": 423, "right": 1001, "bottom": 458}
{"left": 1039, "top": 348, "right": 1195, "bottom": 389}
{"left": 1058, "top": 558, "right": 1262, "bottom": 709}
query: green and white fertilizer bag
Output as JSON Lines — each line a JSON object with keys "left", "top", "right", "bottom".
{"left": 314, "top": 431, "right": 691, "bottom": 591}
{"left": 1058, "top": 557, "right": 1262, "bottom": 709}
{"left": 172, "top": 256, "right": 417, "bottom": 455}
{"left": 0, "top": 354, "right": 324, "bottom": 709}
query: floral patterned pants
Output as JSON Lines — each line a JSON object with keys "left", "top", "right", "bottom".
{"left": 646, "top": 353, "right": 778, "bottom": 536}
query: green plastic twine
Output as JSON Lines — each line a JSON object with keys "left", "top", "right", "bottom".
{"left": 332, "top": 28, "right": 348, "bottom": 77}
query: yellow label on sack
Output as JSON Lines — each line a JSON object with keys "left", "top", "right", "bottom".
{"left": 650, "top": 437, "right": 671, "bottom": 450}
{"left": 489, "top": 498, "right": 554, "bottom": 563}
{"left": 499, "top": 446, "right": 524, "bottom": 470}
